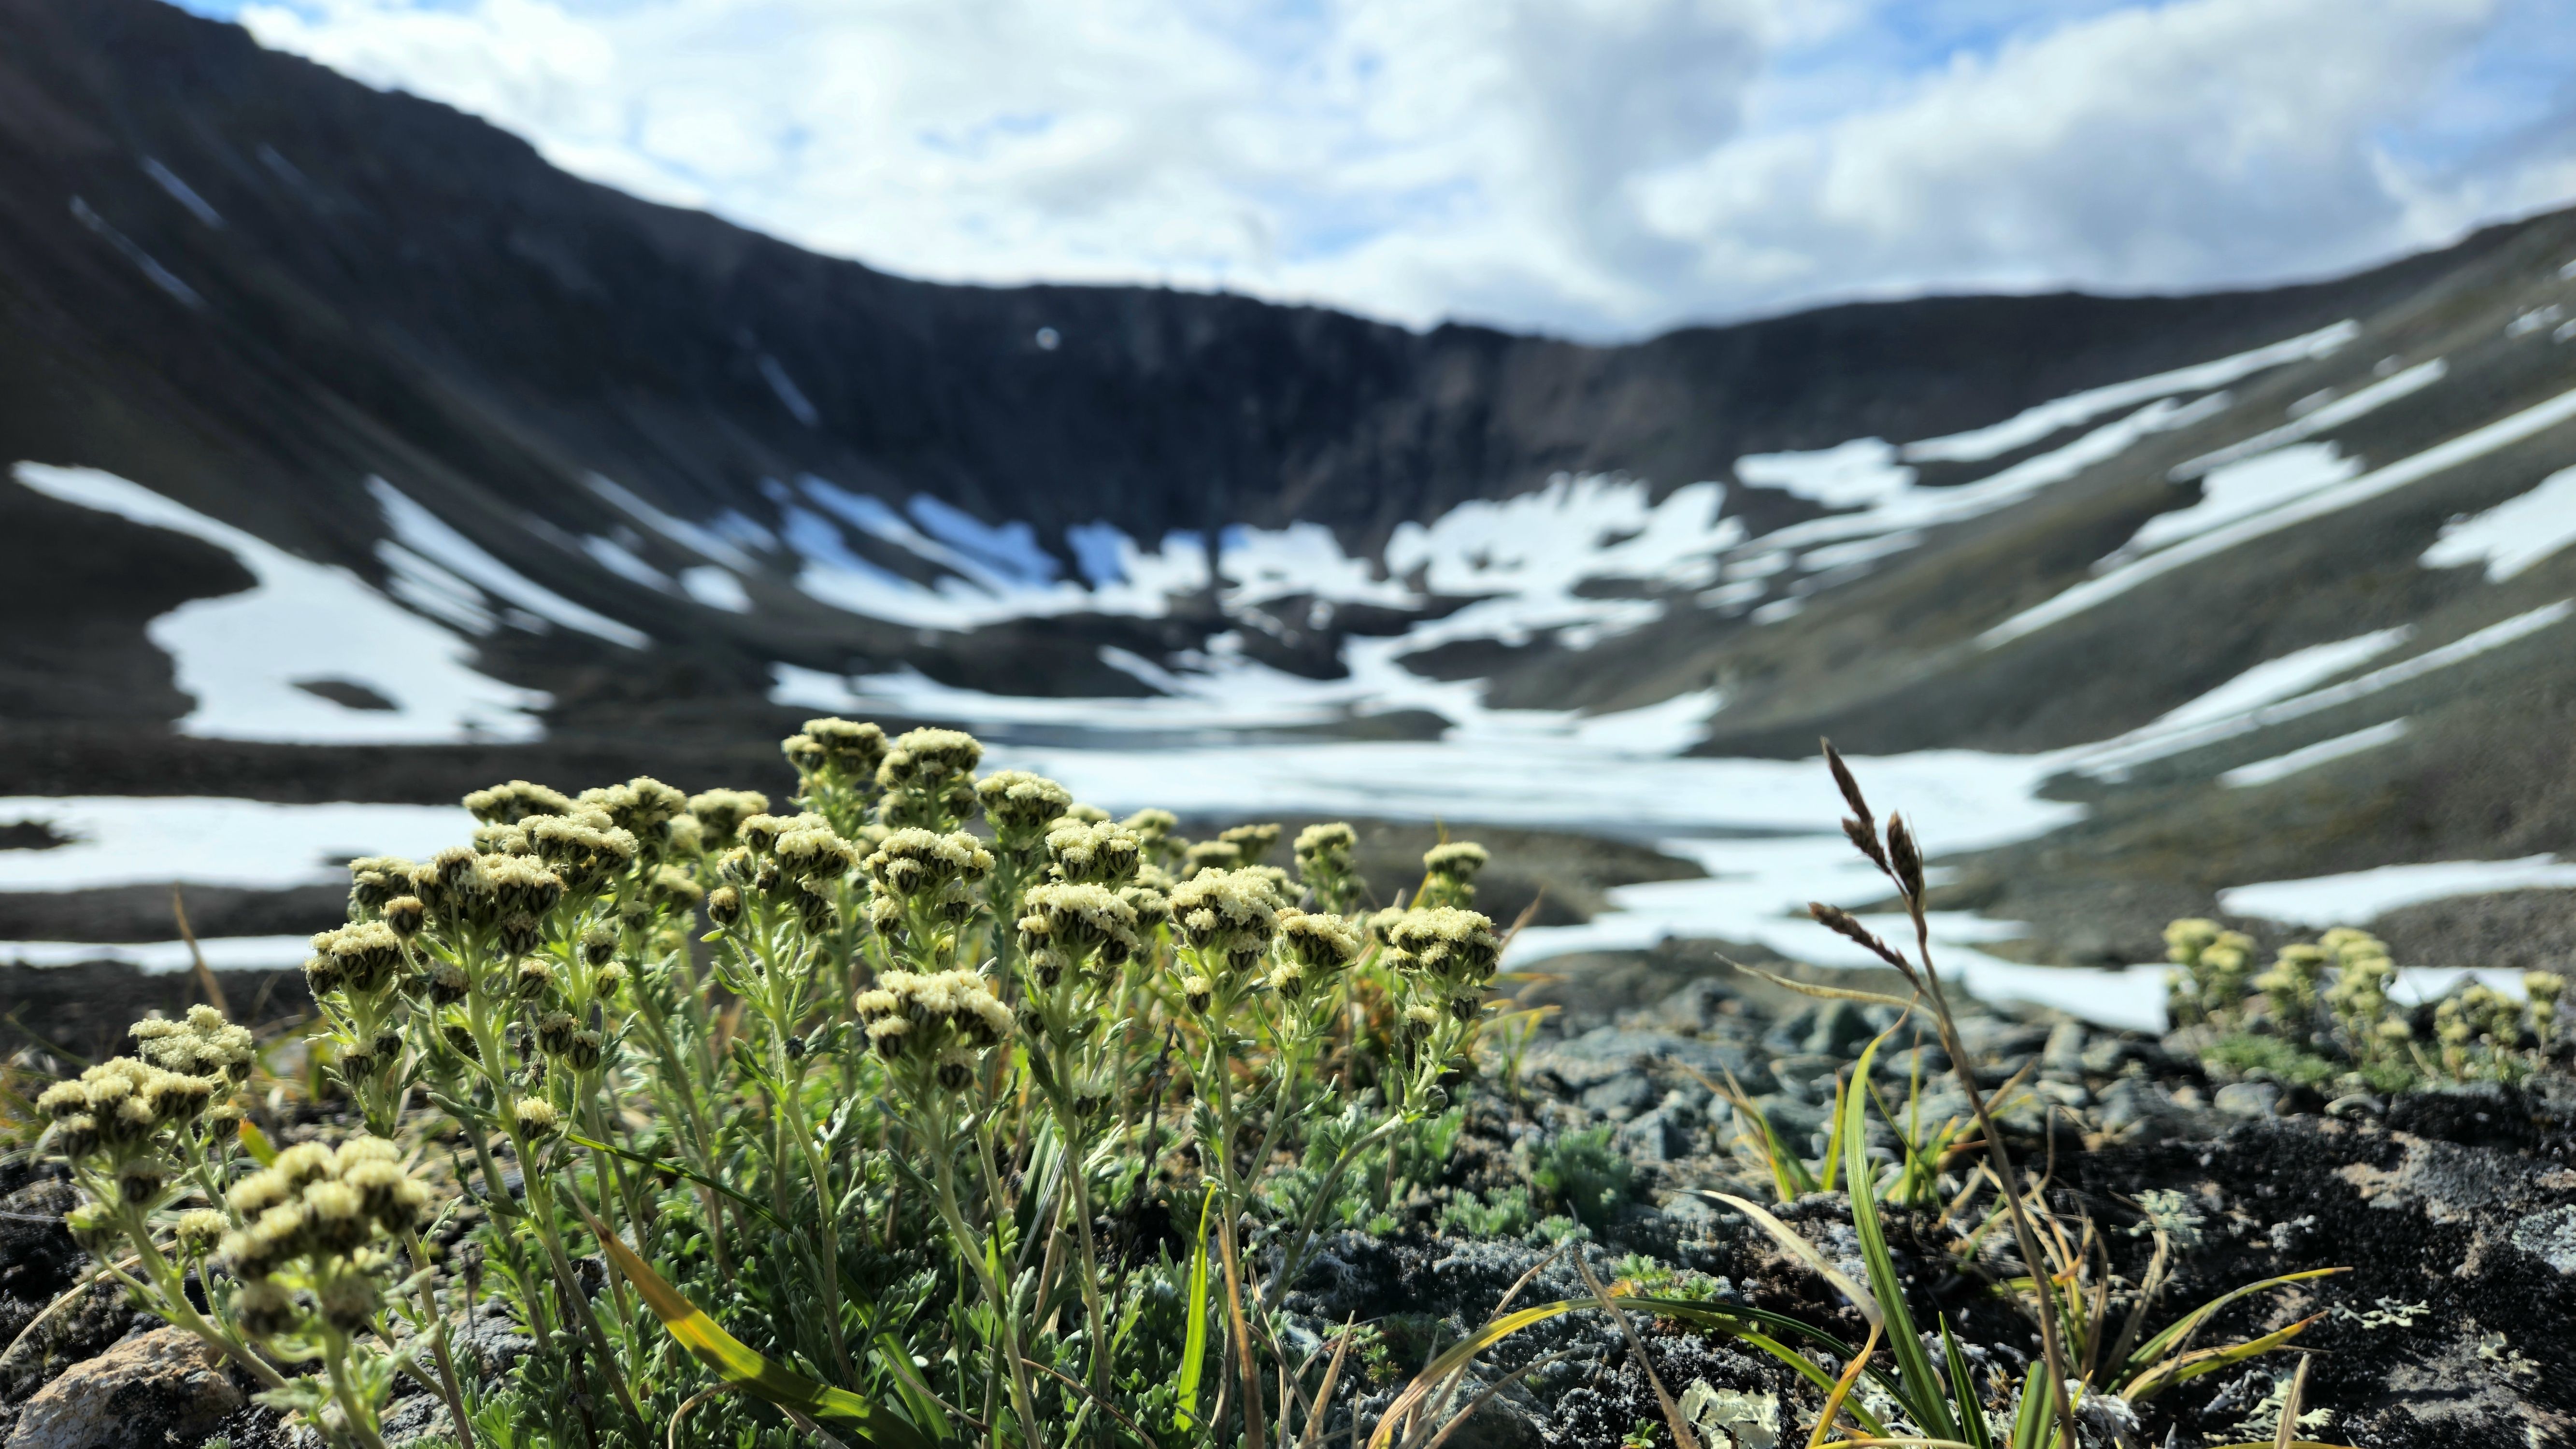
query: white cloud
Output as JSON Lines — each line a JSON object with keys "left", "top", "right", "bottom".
{"left": 224, "top": 0, "right": 2575, "bottom": 338}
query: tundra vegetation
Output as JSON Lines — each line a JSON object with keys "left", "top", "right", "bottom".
{"left": 5, "top": 728, "right": 2566, "bottom": 1449}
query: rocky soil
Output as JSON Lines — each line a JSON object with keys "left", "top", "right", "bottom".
{"left": 4, "top": 961, "right": 2571, "bottom": 1448}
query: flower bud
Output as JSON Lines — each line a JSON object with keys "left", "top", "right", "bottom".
{"left": 427, "top": 960, "right": 469, "bottom": 1005}
{"left": 443, "top": 1024, "right": 481, "bottom": 1062}
{"left": 175, "top": 1208, "right": 228, "bottom": 1255}
{"left": 235, "top": 1279, "right": 297, "bottom": 1336}
{"left": 707, "top": 885, "right": 743, "bottom": 925}
{"left": 320, "top": 1271, "right": 380, "bottom": 1332}
{"left": 511, "top": 1098, "right": 561, "bottom": 1136}
{"left": 383, "top": 895, "right": 426, "bottom": 939}
{"left": 499, "top": 912, "right": 542, "bottom": 959}
{"left": 515, "top": 959, "right": 553, "bottom": 1000}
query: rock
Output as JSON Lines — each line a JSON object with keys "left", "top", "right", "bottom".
{"left": 1617, "top": 1093, "right": 1703, "bottom": 1162}
{"left": 1746, "top": 1095, "right": 1829, "bottom": 1147}
{"left": 2095, "top": 1078, "right": 2176, "bottom": 1133}
{"left": 1652, "top": 979, "right": 1737, "bottom": 1034}
{"left": 1660, "top": 1192, "right": 1727, "bottom": 1237}
{"left": 2508, "top": 1205, "right": 2576, "bottom": 1275}
{"left": 1803, "top": 1002, "right": 1872, "bottom": 1058}
{"left": 1875, "top": 1045, "right": 1947, "bottom": 1080}
{"left": 2041, "top": 1021, "right": 2087, "bottom": 1080}
{"left": 2214, "top": 1082, "right": 2281, "bottom": 1118}
{"left": 1580, "top": 1073, "right": 1657, "bottom": 1120}
{"left": 2079, "top": 1037, "right": 2131, "bottom": 1077}
{"left": 2035, "top": 1079, "right": 2091, "bottom": 1109}
{"left": 4, "top": 1327, "right": 242, "bottom": 1449}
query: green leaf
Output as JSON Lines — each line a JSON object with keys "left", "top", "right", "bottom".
{"left": 1174, "top": 1189, "right": 1214, "bottom": 1432}
{"left": 2006, "top": 1361, "right": 2054, "bottom": 1449}
{"left": 565, "top": 1132, "right": 785, "bottom": 1234}
{"left": 572, "top": 1204, "right": 937, "bottom": 1448}
{"left": 237, "top": 1117, "right": 277, "bottom": 1166}
{"left": 1844, "top": 1032, "right": 1960, "bottom": 1441}
{"left": 1943, "top": 1318, "right": 1993, "bottom": 1449}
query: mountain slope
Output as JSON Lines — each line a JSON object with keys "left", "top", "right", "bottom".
{"left": 5, "top": 0, "right": 2576, "bottom": 980}
{"left": 0, "top": 0, "right": 2531, "bottom": 734}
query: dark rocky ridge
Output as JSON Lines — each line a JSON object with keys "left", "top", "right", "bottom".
{"left": 0, "top": 0, "right": 2522, "bottom": 712}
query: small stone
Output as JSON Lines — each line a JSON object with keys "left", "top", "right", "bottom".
{"left": 1803, "top": 1002, "right": 1872, "bottom": 1058}
{"left": 2214, "top": 1081, "right": 2280, "bottom": 1118}
{"left": 5, "top": 1327, "right": 243, "bottom": 1449}
{"left": 2041, "top": 1021, "right": 2087, "bottom": 1078}
{"left": 2509, "top": 1205, "right": 2576, "bottom": 1275}
{"left": 1579, "top": 1072, "right": 1657, "bottom": 1120}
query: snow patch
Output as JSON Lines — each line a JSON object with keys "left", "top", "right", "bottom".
{"left": 0, "top": 796, "right": 472, "bottom": 892}
{"left": 679, "top": 566, "right": 753, "bottom": 612}
{"left": 2122, "top": 444, "right": 2361, "bottom": 558}
{"left": 11, "top": 464, "right": 548, "bottom": 743}
{"left": 2419, "top": 465, "right": 2576, "bottom": 582}
{"left": 2, "top": 937, "right": 311, "bottom": 975}
{"left": 584, "top": 475, "right": 763, "bottom": 573}
{"left": 1984, "top": 384, "right": 2576, "bottom": 646}
{"left": 1902, "top": 321, "right": 2356, "bottom": 465}
{"left": 368, "top": 478, "right": 648, "bottom": 648}
{"left": 2171, "top": 359, "right": 2447, "bottom": 480}
{"left": 2220, "top": 720, "right": 2411, "bottom": 788}
{"left": 2069, "top": 608, "right": 2563, "bottom": 781}
{"left": 2218, "top": 856, "right": 2576, "bottom": 927}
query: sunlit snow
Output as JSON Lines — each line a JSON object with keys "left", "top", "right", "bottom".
{"left": 11, "top": 464, "right": 549, "bottom": 743}
{"left": 1985, "top": 384, "right": 2576, "bottom": 646}
{"left": 2170, "top": 359, "right": 2447, "bottom": 480}
{"left": 369, "top": 478, "right": 649, "bottom": 648}
{"left": 0, "top": 797, "right": 471, "bottom": 892}
{"left": 2219, "top": 856, "right": 2576, "bottom": 927}
{"left": 1901, "top": 322, "right": 2357, "bottom": 464}
{"left": 2419, "top": 465, "right": 2576, "bottom": 582}
{"left": 2219, "top": 719, "right": 2411, "bottom": 788}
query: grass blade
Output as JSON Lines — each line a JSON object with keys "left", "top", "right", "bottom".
{"left": 1842, "top": 1034, "right": 1960, "bottom": 1441}
{"left": 1175, "top": 1190, "right": 1215, "bottom": 1433}
{"left": 2005, "top": 1363, "right": 2052, "bottom": 1449}
{"left": 1940, "top": 1319, "right": 1992, "bottom": 1449}
{"left": 1697, "top": 1192, "right": 1883, "bottom": 1326}
{"left": 573, "top": 1205, "right": 933, "bottom": 1448}
{"left": 2125, "top": 1313, "right": 2329, "bottom": 1402}
{"left": 2121, "top": 1269, "right": 2345, "bottom": 1380}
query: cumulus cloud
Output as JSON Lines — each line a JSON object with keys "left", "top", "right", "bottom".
{"left": 219, "top": 0, "right": 2576, "bottom": 338}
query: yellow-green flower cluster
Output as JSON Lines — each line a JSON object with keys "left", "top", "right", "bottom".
{"left": 686, "top": 788, "right": 772, "bottom": 846}
{"left": 1218, "top": 822, "right": 1280, "bottom": 866}
{"left": 1018, "top": 882, "right": 1142, "bottom": 983}
{"left": 1418, "top": 840, "right": 1489, "bottom": 909}
{"left": 130, "top": 1005, "right": 257, "bottom": 1084}
{"left": 1292, "top": 823, "right": 1360, "bottom": 913}
{"left": 2318, "top": 927, "right": 2404, "bottom": 1056}
{"left": 39, "top": 1057, "right": 221, "bottom": 1194}
{"left": 1378, "top": 906, "right": 1502, "bottom": 1021}
{"left": 877, "top": 728, "right": 983, "bottom": 829}
{"left": 855, "top": 969, "right": 1014, "bottom": 1088}
{"left": 1268, "top": 908, "right": 1362, "bottom": 1000}
{"left": 221, "top": 1138, "right": 433, "bottom": 1334}
{"left": 1047, "top": 818, "right": 1143, "bottom": 886}
{"left": 977, "top": 769, "right": 1074, "bottom": 855}
{"left": 1169, "top": 867, "right": 1286, "bottom": 977}
{"left": 2164, "top": 919, "right": 2256, "bottom": 1027}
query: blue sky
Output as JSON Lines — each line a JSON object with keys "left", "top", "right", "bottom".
{"left": 175, "top": 0, "right": 2576, "bottom": 340}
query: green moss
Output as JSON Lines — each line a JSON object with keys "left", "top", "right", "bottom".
{"left": 1533, "top": 1124, "right": 1635, "bottom": 1229}
{"left": 2204, "top": 1032, "right": 2341, "bottom": 1086}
